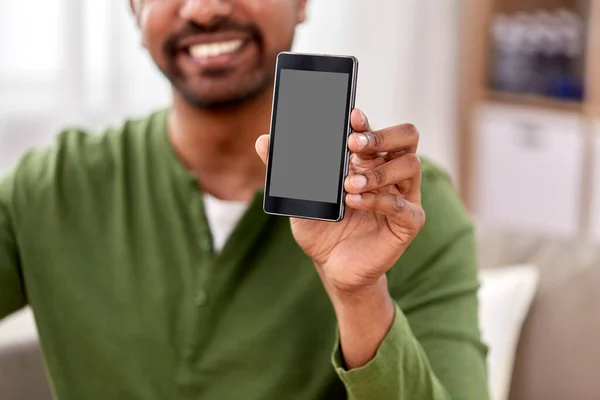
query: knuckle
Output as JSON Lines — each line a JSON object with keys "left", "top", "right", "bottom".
{"left": 415, "top": 206, "right": 427, "bottom": 222}
{"left": 392, "top": 195, "right": 406, "bottom": 213}
{"left": 370, "top": 131, "right": 384, "bottom": 149}
{"left": 415, "top": 207, "right": 426, "bottom": 226}
{"left": 402, "top": 123, "right": 420, "bottom": 141}
{"left": 370, "top": 168, "right": 386, "bottom": 187}
{"left": 371, "top": 193, "right": 382, "bottom": 209}
{"left": 405, "top": 154, "right": 421, "bottom": 174}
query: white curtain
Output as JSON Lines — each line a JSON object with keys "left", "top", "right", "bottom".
{"left": 0, "top": 0, "right": 170, "bottom": 172}
{"left": 0, "top": 0, "right": 459, "bottom": 177}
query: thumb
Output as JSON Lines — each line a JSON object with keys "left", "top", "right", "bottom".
{"left": 255, "top": 134, "right": 270, "bottom": 165}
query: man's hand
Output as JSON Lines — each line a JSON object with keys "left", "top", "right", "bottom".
{"left": 255, "top": 109, "right": 425, "bottom": 292}
{"left": 255, "top": 108, "right": 425, "bottom": 368}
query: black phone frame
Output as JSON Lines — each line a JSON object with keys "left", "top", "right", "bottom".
{"left": 263, "top": 52, "right": 358, "bottom": 222}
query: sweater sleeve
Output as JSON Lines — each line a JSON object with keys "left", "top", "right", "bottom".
{"left": 0, "top": 169, "right": 27, "bottom": 320}
{"left": 331, "top": 162, "right": 490, "bottom": 400}
{"left": 332, "top": 302, "right": 452, "bottom": 400}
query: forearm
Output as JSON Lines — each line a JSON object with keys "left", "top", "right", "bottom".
{"left": 320, "top": 268, "right": 452, "bottom": 400}
{"left": 324, "top": 275, "right": 396, "bottom": 369}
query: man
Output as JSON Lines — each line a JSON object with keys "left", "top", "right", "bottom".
{"left": 0, "top": 1, "right": 489, "bottom": 399}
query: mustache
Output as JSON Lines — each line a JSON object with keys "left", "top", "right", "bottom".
{"left": 164, "top": 20, "right": 261, "bottom": 54}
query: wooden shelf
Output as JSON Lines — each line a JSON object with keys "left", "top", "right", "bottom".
{"left": 493, "top": 0, "right": 580, "bottom": 14}
{"left": 458, "top": 0, "right": 600, "bottom": 236}
{"left": 484, "top": 90, "right": 584, "bottom": 113}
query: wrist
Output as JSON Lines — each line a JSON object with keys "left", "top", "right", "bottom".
{"left": 322, "top": 275, "right": 394, "bottom": 322}
{"left": 327, "top": 275, "right": 390, "bottom": 306}
{"left": 324, "top": 275, "right": 396, "bottom": 369}
{"left": 314, "top": 260, "right": 390, "bottom": 297}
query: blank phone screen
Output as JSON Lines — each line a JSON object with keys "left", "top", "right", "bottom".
{"left": 269, "top": 69, "right": 350, "bottom": 204}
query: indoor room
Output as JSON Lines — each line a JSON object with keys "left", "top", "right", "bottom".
{"left": 0, "top": 1, "right": 597, "bottom": 399}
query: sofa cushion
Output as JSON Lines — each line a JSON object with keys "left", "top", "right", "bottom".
{"left": 477, "top": 225, "right": 600, "bottom": 400}
{"left": 0, "top": 341, "right": 53, "bottom": 400}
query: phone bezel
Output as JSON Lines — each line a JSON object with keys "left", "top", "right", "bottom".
{"left": 263, "top": 52, "right": 358, "bottom": 222}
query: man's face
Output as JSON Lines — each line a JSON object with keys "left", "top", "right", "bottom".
{"left": 133, "top": 0, "right": 307, "bottom": 109}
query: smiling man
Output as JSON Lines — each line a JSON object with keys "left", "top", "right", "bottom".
{"left": 0, "top": 1, "right": 489, "bottom": 399}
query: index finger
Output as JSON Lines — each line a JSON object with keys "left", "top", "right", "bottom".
{"left": 348, "top": 124, "right": 419, "bottom": 154}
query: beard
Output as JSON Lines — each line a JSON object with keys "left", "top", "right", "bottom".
{"left": 157, "top": 20, "right": 287, "bottom": 110}
{"left": 161, "top": 59, "right": 275, "bottom": 110}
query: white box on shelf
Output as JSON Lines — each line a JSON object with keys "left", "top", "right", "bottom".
{"left": 474, "top": 103, "right": 584, "bottom": 237}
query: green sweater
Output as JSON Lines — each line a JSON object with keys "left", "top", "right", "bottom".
{"left": 0, "top": 110, "right": 489, "bottom": 400}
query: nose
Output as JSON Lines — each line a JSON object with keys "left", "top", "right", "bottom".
{"left": 180, "top": 0, "right": 233, "bottom": 27}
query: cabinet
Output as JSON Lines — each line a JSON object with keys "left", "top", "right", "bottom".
{"left": 475, "top": 105, "right": 584, "bottom": 236}
{"left": 459, "top": 0, "right": 600, "bottom": 238}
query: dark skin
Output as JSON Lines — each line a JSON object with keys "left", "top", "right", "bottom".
{"left": 131, "top": 0, "right": 425, "bottom": 369}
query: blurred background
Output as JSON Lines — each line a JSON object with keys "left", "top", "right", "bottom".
{"left": 1, "top": 1, "right": 600, "bottom": 400}
{"left": 0, "top": 0, "right": 460, "bottom": 177}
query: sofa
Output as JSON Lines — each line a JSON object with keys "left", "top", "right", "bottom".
{"left": 476, "top": 226, "right": 600, "bottom": 400}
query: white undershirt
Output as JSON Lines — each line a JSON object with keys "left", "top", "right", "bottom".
{"left": 203, "top": 193, "right": 250, "bottom": 252}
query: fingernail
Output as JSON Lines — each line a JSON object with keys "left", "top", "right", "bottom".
{"left": 350, "top": 175, "right": 367, "bottom": 190}
{"left": 348, "top": 194, "right": 362, "bottom": 203}
{"left": 359, "top": 110, "right": 367, "bottom": 126}
{"left": 355, "top": 133, "right": 368, "bottom": 148}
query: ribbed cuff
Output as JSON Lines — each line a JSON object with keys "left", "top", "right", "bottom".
{"left": 331, "top": 303, "right": 408, "bottom": 399}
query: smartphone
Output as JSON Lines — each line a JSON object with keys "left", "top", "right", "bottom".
{"left": 263, "top": 52, "right": 359, "bottom": 222}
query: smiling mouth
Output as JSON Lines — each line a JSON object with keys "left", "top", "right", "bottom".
{"left": 187, "top": 39, "right": 247, "bottom": 59}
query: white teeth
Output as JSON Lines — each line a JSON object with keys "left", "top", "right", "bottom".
{"left": 189, "top": 39, "right": 244, "bottom": 58}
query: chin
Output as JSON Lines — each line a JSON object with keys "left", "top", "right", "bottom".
{"left": 177, "top": 78, "right": 271, "bottom": 110}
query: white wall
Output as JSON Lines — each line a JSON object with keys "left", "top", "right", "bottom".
{"left": 294, "top": 0, "right": 460, "bottom": 178}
